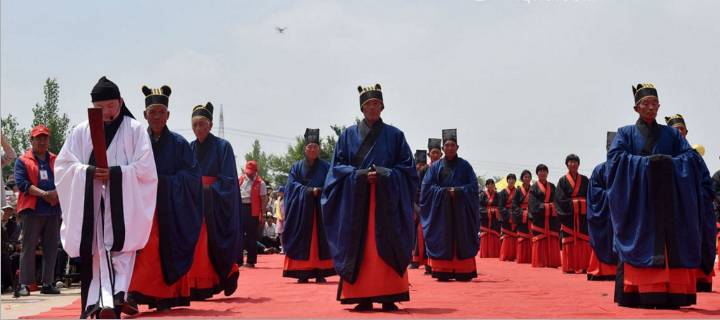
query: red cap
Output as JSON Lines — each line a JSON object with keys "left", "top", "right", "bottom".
{"left": 245, "top": 160, "right": 258, "bottom": 174}
{"left": 31, "top": 125, "right": 50, "bottom": 137}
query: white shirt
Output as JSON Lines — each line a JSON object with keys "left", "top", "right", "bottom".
{"left": 240, "top": 173, "right": 267, "bottom": 203}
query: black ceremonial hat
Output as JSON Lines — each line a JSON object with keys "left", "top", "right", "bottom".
{"left": 428, "top": 138, "right": 442, "bottom": 151}
{"left": 632, "top": 83, "right": 658, "bottom": 105}
{"left": 414, "top": 150, "right": 427, "bottom": 164}
{"left": 304, "top": 128, "right": 320, "bottom": 145}
{"left": 357, "top": 83, "right": 383, "bottom": 110}
{"left": 192, "top": 102, "right": 214, "bottom": 121}
{"left": 442, "top": 129, "right": 457, "bottom": 144}
{"left": 142, "top": 85, "right": 171, "bottom": 108}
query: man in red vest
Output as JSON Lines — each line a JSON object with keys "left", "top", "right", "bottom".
{"left": 13, "top": 125, "right": 61, "bottom": 296}
{"left": 238, "top": 160, "right": 268, "bottom": 268}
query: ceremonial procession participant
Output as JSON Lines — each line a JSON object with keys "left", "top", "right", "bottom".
{"left": 420, "top": 129, "right": 480, "bottom": 282}
{"left": 410, "top": 150, "right": 428, "bottom": 269}
{"left": 606, "top": 83, "right": 715, "bottom": 308}
{"left": 428, "top": 138, "right": 443, "bottom": 164}
{"left": 529, "top": 164, "right": 561, "bottom": 268}
{"left": 187, "top": 102, "right": 241, "bottom": 300}
{"left": 587, "top": 132, "right": 618, "bottom": 281}
{"left": 479, "top": 179, "right": 501, "bottom": 258}
{"left": 556, "top": 154, "right": 591, "bottom": 274}
{"left": 282, "top": 128, "right": 336, "bottom": 283}
{"left": 127, "top": 86, "right": 202, "bottom": 311}
{"left": 55, "top": 76, "right": 158, "bottom": 318}
{"left": 664, "top": 114, "right": 688, "bottom": 138}
{"left": 512, "top": 170, "right": 533, "bottom": 264}
{"left": 498, "top": 174, "right": 518, "bottom": 261}
{"left": 239, "top": 160, "right": 268, "bottom": 268}
{"left": 322, "top": 84, "right": 417, "bottom": 311}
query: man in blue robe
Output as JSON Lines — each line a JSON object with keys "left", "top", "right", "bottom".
{"left": 420, "top": 129, "right": 480, "bottom": 282}
{"left": 128, "top": 85, "right": 203, "bottom": 312}
{"left": 587, "top": 131, "right": 618, "bottom": 282}
{"left": 282, "top": 128, "right": 336, "bottom": 283}
{"left": 187, "top": 102, "right": 241, "bottom": 300}
{"left": 321, "top": 83, "right": 417, "bottom": 312}
{"left": 605, "top": 83, "right": 716, "bottom": 308}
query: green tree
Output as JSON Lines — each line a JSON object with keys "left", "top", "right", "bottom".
{"left": 244, "top": 139, "right": 270, "bottom": 183}
{"left": 1, "top": 114, "right": 29, "bottom": 178}
{"left": 31, "top": 78, "right": 70, "bottom": 154}
{"left": 262, "top": 124, "right": 346, "bottom": 187}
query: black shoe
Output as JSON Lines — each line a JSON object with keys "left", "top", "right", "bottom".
{"left": 15, "top": 285, "right": 29, "bottom": 297}
{"left": 298, "top": 278, "right": 309, "bottom": 283}
{"left": 224, "top": 270, "right": 240, "bottom": 296}
{"left": 408, "top": 263, "right": 419, "bottom": 269}
{"left": 353, "top": 302, "right": 373, "bottom": 311}
{"left": 97, "top": 307, "right": 119, "bottom": 319}
{"left": 40, "top": 284, "right": 61, "bottom": 294}
{"left": 382, "top": 302, "right": 399, "bottom": 311}
{"left": 114, "top": 291, "right": 139, "bottom": 316}
{"left": 316, "top": 277, "right": 327, "bottom": 283}
{"left": 246, "top": 263, "right": 255, "bottom": 268}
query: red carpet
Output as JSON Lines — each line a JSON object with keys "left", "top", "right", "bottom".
{"left": 26, "top": 254, "right": 720, "bottom": 318}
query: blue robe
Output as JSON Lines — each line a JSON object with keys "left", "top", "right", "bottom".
{"left": 283, "top": 159, "right": 331, "bottom": 260}
{"left": 151, "top": 127, "right": 203, "bottom": 285}
{"left": 190, "top": 133, "right": 242, "bottom": 279}
{"left": 420, "top": 157, "right": 480, "bottom": 260}
{"left": 606, "top": 119, "right": 716, "bottom": 274}
{"left": 321, "top": 119, "right": 417, "bottom": 284}
{"left": 587, "top": 162, "right": 617, "bottom": 265}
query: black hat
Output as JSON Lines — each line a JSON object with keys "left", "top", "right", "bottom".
{"left": 91, "top": 76, "right": 121, "bottom": 102}
{"left": 304, "top": 128, "right": 320, "bottom": 145}
{"left": 565, "top": 154, "right": 580, "bottom": 165}
{"left": 358, "top": 83, "right": 383, "bottom": 110}
{"left": 192, "top": 102, "right": 214, "bottom": 121}
{"left": 414, "top": 150, "right": 427, "bottom": 164}
{"left": 442, "top": 129, "right": 457, "bottom": 145}
{"left": 427, "top": 138, "right": 442, "bottom": 151}
{"left": 632, "top": 83, "right": 658, "bottom": 105}
{"left": 664, "top": 114, "right": 686, "bottom": 128}
{"left": 485, "top": 178, "right": 495, "bottom": 185}
{"left": 606, "top": 131, "right": 617, "bottom": 152}
{"left": 142, "top": 85, "right": 171, "bottom": 108}
{"left": 536, "top": 164, "right": 549, "bottom": 174}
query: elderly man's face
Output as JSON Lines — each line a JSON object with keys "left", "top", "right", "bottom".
{"left": 443, "top": 141, "right": 458, "bottom": 160}
{"left": 361, "top": 99, "right": 383, "bottom": 122}
{"left": 634, "top": 97, "right": 659, "bottom": 122}
{"left": 93, "top": 99, "right": 123, "bottom": 122}
{"left": 144, "top": 105, "right": 169, "bottom": 134}
{"left": 31, "top": 135, "right": 50, "bottom": 154}
{"left": 304, "top": 143, "right": 320, "bottom": 161}
{"left": 191, "top": 116, "right": 213, "bottom": 142}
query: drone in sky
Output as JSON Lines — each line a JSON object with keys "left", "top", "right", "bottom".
{"left": 275, "top": 26, "right": 287, "bottom": 34}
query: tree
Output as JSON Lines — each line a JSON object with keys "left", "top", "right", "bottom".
{"left": 259, "top": 124, "right": 346, "bottom": 188}
{"left": 244, "top": 139, "right": 270, "bottom": 183}
{"left": 1, "top": 114, "right": 29, "bottom": 178}
{"left": 31, "top": 78, "right": 70, "bottom": 154}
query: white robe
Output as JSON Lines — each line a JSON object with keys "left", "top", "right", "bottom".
{"left": 55, "top": 115, "right": 157, "bottom": 312}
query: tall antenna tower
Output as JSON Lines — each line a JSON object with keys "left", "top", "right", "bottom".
{"left": 218, "top": 104, "right": 225, "bottom": 139}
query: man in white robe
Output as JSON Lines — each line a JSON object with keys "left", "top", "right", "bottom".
{"left": 55, "top": 76, "right": 157, "bottom": 318}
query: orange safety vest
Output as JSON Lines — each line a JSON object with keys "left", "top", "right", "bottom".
{"left": 16, "top": 149, "right": 56, "bottom": 214}
{"left": 239, "top": 174, "right": 263, "bottom": 217}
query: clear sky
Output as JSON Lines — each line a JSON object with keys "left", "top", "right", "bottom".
{"left": 2, "top": 0, "right": 719, "bottom": 182}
